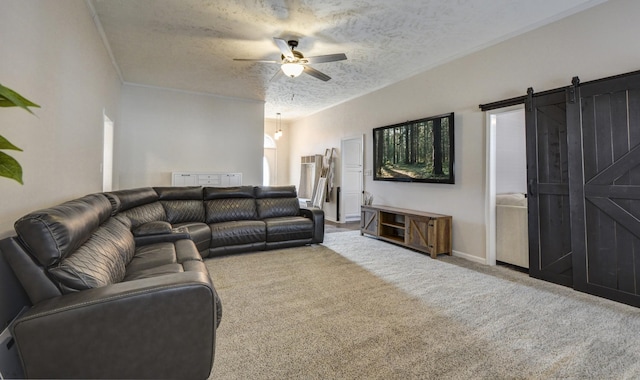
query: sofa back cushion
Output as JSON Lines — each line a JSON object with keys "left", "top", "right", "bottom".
{"left": 14, "top": 194, "right": 113, "bottom": 268}
{"left": 255, "top": 186, "right": 297, "bottom": 199}
{"left": 257, "top": 198, "right": 301, "bottom": 219}
{"left": 105, "top": 187, "right": 158, "bottom": 213}
{"left": 120, "top": 203, "right": 167, "bottom": 227}
{"left": 105, "top": 188, "right": 167, "bottom": 228}
{"left": 48, "top": 215, "right": 135, "bottom": 292}
{"left": 204, "top": 186, "right": 257, "bottom": 223}
{"left": 155, "top": 186, "right": 205, "bottom": 224}
{"left": 255, "top": 186, "right": 301, "bottom": 219}
{"left": 14, "top": 194, "right": 136, "bottom": 293}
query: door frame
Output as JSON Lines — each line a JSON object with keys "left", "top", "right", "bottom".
{"left": 485, "top": 104, "right": 525, "bottom": 266}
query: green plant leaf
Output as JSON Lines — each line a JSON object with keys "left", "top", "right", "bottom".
{"left": 0, "top": 83, "right": 37, "bottom": 185}
{"left": 0, "top": 83, "right": 40, "bottom": 114}
{"left": 0, "top": 135, "right": 22, "bottom": 151}
{"left": 0, "top": 151, "right": 23, "bottom": 184}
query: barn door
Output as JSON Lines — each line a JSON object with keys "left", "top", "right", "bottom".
{"left": 525, "top": 88, "right": 574, "bottom": 287}
{"left": 568, "top": 72, "right": 640, "bottom": 307}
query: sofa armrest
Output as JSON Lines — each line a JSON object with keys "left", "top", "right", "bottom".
{"left": 133, "top": 221, "right": 190, "bottom": 246}
{"left": 133, "top": 220, "right": 173, "bottom": 236}
{"left": 13, "top": 272, "right": 218, "bottom": 379}
{"left": 300, "top": 207, "right": 324, "bottom": 243}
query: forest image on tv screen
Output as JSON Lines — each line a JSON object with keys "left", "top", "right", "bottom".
{"left": 374, "top": 113, "right": 453, "bottom": 183}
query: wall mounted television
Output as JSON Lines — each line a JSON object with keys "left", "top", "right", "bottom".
{"left": 373, "top": 112, "right": 454, "bottom": 184}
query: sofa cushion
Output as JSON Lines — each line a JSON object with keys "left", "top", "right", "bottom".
{"left": 162, "top": 200, "right": 206, "bottom": 224}
{"left": 155, "top": 186, "right": 203, "bottom": 201}
{"left": 264, "top": 217, "right": 314, "bottom": 242}
{"left": 124, "top": 260, "right": 209, "bottom": 283}
{"left": 205, "top": 198, "right": 258, "bottom": 223}
{"left": 48, "top": 215, "right": 135, "bottom": 292}
{"left": 123, "top": 263, "right": 184, "bottom": 281}
{"left": 125, "top": 239, "right": 204, "bottom": 281}
{"left": 204, "top": 186, "right": 255, "bottom": 200}
{"left": 119, "top": 202, "right": 167, "bottom": 227}
{"left": 14, "top": 193, "right": 113, "bottom": 268}
{"left": 105, "top": 187, "right": 158, "bottom": 213}
{"left": 127, "top": 240, "right": 202, "bottom": 272}
{"left": 127, "top": 243, "right": 179, "bottom": 273}
{"left": 154, "top": 186, "right": 206, "bottom": 224}
{"left": 257, "top": 197, "right": 301, "bottom": 219}
{"left": 209, "top": 220, "right": 266, "bottom": 248}
{"left": 254, "top": 185, "right": 297, "bottom": 199}
{"left": 204, "top": 186, "right": 257, "bottom": 224}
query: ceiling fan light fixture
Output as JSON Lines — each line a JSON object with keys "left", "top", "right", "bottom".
{"left": 281, "top": 63, "right": 304, "bottom": 78}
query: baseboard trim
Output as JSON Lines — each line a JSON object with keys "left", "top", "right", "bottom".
{"left": 452, "top": 250, "right": 486, "bottom": 265}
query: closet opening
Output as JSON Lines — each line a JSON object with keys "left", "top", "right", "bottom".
{"left": 485, "top": 105, "right": 528, "bottom": 269}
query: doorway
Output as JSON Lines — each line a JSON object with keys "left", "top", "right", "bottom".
{"left": 485, "top": 105, "right": 526, "bottom": 266}
{"left": 102, "top": 112, "right": 114, "bottom": 192}
{"left": 263, "top": 134, "right": 277, "bottom": 186}
{"left": 484, "top": 70, "right": 640, "bottom": 307}
{"left": 340, "top": 135, "right": 363, "bottom": 222}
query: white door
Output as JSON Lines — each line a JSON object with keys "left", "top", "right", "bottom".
{"left": 341, "top": 135, "right": 363, "bottom": 222}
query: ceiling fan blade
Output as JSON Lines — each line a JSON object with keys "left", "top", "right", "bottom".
{"left": 233, "top": 58, "right": 279, "bottom": 63}
{"left": 270, "top": 68, "right": 285, "bottom": 82}
{"left": 305, "top": 53, "right": 347, "bottom": 64}
{"left": 303, "top": 66, "right": 331, "bottom": 81}
{"left": 274, "top": 38, "right": 294, "bottom": 59}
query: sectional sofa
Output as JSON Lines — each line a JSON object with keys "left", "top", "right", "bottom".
{"left": 0, "top": 185, "right": 324, "bottom": 379}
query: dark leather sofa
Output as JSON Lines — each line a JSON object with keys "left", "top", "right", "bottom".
{"left": 110, "top": 185, "right": 324, "bottom": 257}
{"left": 0, "top": 185, "right": 324, "bottom": 379}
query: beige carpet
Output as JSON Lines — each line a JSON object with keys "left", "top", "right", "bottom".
{"left": 206, "top": 231, "right": 640, "bottom": 379}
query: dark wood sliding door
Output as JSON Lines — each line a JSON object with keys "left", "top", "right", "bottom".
{"left": 526, "top": 89, "right": 574, "bottom": 287}
{"left": 568, "top": 72, "right": 640, "bottom": 306}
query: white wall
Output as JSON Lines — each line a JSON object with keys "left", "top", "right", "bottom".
{"left": 116, "top": 84, "right": 264, "bottom": 188}
{"left": 0, "top": 0, "right": 121, "bottom": 237}
{"left": 290, "top": 0, "right": 640, "bottom": 260}
{"left": 496, "top": 110, "right": 527, "bottom": 194}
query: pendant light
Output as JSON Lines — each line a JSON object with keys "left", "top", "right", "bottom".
{"left": 274, "top": 113, "right": 283, "bottom": 140}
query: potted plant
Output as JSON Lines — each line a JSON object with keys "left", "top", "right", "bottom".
{"left": 0, "top": 84, "right": 40, "bottom": 184}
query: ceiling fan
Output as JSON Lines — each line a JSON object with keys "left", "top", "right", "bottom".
{"left": 234, "top": 37, "right": 347, "bottom": 81}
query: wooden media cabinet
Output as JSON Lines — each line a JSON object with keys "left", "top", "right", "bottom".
{"left": 360, "top": 205, "right": 452, "bottom": 258}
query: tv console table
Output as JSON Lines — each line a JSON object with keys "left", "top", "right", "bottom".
{"left": 360, "top": 205, "right": 452, "bottom": 259}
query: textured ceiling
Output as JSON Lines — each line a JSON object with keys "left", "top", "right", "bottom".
{"left": 90, "top": 0, "right": 604, "bottom": 120}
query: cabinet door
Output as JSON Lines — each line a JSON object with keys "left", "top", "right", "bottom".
{"left": 198, "top": 174, "right": 222, "bottom": 186}
{"left": 430, "top": 217, "right": 452, "bottom": 255}
{"left": 227, "top": 173, "right": 242, "bottom": 186}
{"left": 360, "top": 208, "right": 378, "bottom": 236}
{"left": 173, "top": 173, "right": 198, "bottom": 186}
{"left": 406, "top": 217, "right": 432, "bottom": 253}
